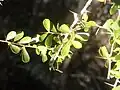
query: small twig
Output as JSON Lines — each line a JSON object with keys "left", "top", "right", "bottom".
{"left": 0, "top": 40, "right": 8, "bottom": 43}
{"left": 113, "top": 79, "right": 119, "bottom": 88}
{"left": 69, "top": 10, "right": 79, "bottom": 29}
{"left": 105, "top": 82, "right": 114, "bottom": 87}
{"left": 77, "top": 32, "right": 90, "bottom": 37}
{"left": 81, "top": 0, "right": 93, "bottom": 15}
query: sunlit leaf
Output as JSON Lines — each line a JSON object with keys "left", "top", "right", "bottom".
{"left": 110, "top": 70, "right": 120, "bottom": 79}
{"left": 114, "top": 47, "right": 120, "bottom": 52}
{"left": 112, "top": 86, "right": 120, "bottom": 90}
{"left": 99, "top": 46, "right": 109, "bottom": 58}
{"left": 51, "top": 23, "right": 57, "bottom": 32}
{"left": 14, "top": 31, "right": 24, "bottom": 42}
{"left": 115, "top": 55, "right": 120, "bottom": 61}
{"left": 43, "top": 19, "right": 50, "bottom": 32}
{"left": 103, "top": 19, "right": 114, "bottom": 31}
{"left": 115, "top": 39, "right": 120, "bottom": 45}
{"left": 84, "top": 21, "right": 96, "bottom": 32}
{"left": 61, "top": 42, "right": 71, "bottom": 57}
{"left": 114, "top": 61, "right": 120, "bottom": 70}
{"left": 40, "top": 33, "right": 48, "bottom": 42}
{"left": 111, "top": 21, "right": 120, "bottom": 31}
{"left": 75, "top": 34, "right": 88, "bottom": 41}
{"left": 41, "top": 54, "right": 48, "bottom": 62}
{"left": 87, "top": 21, "right": 96, "bottom": 27}
{"left": 110, "top": 3, "right": 118, "bottom": 15}
{"left": 45, "top": 35, "right": 53, "bottom": 47}
{"left": 57, "top": 58, "right": 62, "bottom": 63}
{"left": 97, "top": 0, "right": 105, "bottom": 2}
{"left": 21, "top": 47, "right": 30, "bottom": 63}
{"left": 9, "top": 44, "right": 21, "bottom": 54}
{"left": 36, "top": 45, "right": 47, "bottom": 55}
{"left": 82, "top": 13, "right": 88, "bottom": 22}
{"left": 38, "top": 46, "right": 47, "bottom": 55}
{"left": 59, "top": 24, "right": 70, "bottom": 33}
{"left": 6, "top": 31, "right": 16, "bottom": 40}
{"left": 19, "top": 36, "right": 31, "bottom": 44}
{"left": 72, "top": 40, "right": 82, "bottom": 49}
{"left": 113, "top": 30, "right": 120, "bottom": 38}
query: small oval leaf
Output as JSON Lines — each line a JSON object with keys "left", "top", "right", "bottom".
{"left": 19, "top": 36, "right": 31, "bottom": 44}
{"left": 14, "top": 31, "right": 24, "bottom": 42}
{"left": 82, "top": 13, "right": 88, "bottom": 21}
{"left": 72, "top": 41, "right": 82, "bottom": 49}
{"left": 75, "top": 34, "right": 87, "bottom": 41}
{"left": 45, "top": 35, "right": 53, "bottom": 47}
{"left": 43, "top": 19, "right": 50, "bottom": 32}
{"left": 40, "top": 33, "right": 48, "bottom": 42}
{"left": 21, "top": 47, "right": 30, "bottom": 63}
{"left": 9, "top": 44, "right": 21, "bottom": 54}
{"left": 6, "top": 31, "right": 16, "bottom": 40}
{"left": 41, "top": 54, "right": 48, "bottom": 63}
{"left": 110, "top": 4, "right": 118, "bottom": 15}
{"left": 61, "top": 42, "right": 71, "bottom": 57}
{"left": 59, "top": 24, "right": 70, "bottom": 33}
{"left": 51, "top": 23, "right": 57, "bottom": 32}
{"left": 99, "top": 46, "right": 109, "bottom": 58}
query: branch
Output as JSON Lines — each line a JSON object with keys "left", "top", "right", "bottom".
{"left": 81, "top": 0, "right": 93, "bottom": 15}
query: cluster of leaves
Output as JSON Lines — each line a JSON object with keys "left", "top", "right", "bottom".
{"left": 5, "top": 14, "right": 96, "bottom": 70}
{"left": 99, "top": 2, "right": 120, "bottom": 90}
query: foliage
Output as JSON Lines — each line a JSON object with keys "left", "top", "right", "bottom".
{"left": 0, "top": 0, "right": 120, "bottom": 89}
{"left": 4, "top": 17, "right": 91, "bottom": 71}
{"left": 98, "top": 1, "right": 120, "bottom": 90}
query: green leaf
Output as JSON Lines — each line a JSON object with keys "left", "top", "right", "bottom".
{"left": 36, "top": 46, "right": 47, "bottom": 55}
{"left": 14, "top": 31, "right": 24, "bottom": 42}
{"left": 85, "top": 21, "right": 96, "bottom": 28}
{"left": 110, "top": 3, "right": 118, "bottom": 15}
{"left": 9, "top": 44, "right": 21, "bottom": 54}
{"left": 111, "top": 21, "right": 120, "bottom": 31}
{"left": 51, "top": 23, "right": 57, "bottom": 32}
{"left": 84, "top": 21, "right": 96, "bottom": 32}
{"left": 38, "top": 46, "right": 47, "bottom": 55}
{"left": 41, "top": 54, "right": 48, "bottom": 63}
{"left": 103, "top": 19, "right": 114, "bottom": 31}
{"left": 110, "top": 70, "right": 120, "bottom": 79}
{"left": 43, "top": 19, "right": 50, "bottom": 32}
{"left": 6, "top": 31, "right": 16, "bottom": 40}
{"left": 39, "top": 33, "right": 48, "bottom": 42}
{"left": 72, "top": 40, "right": 82, "bottom": 49}
{"left": 36, "top": 48, "right": 40, "bottom": 55}
{"left": 115, "top": 55, "right": 120, "bottom": 61}
{"left": 45, "top": 35, "right": 53, "bottom": 47}
{"left": 82, "top": 13, "right": 88, "bottom": 22}
{"left": 114, "top": 47, "right": 120, "bottom": 52}
{"left": 19, "top": 36, "right": 31, "bottom": 44}
{"left": 21, "top": 47, "right": 30, "bottom": 63}
{"left": 59, "top": 24, "right": 70, "bottom": 33}
{"left": 57, "top": 58, "right": 62, "bottom": 63}
{"left": 113, "top": 30, "right": 120, "bottom": 38}
{"left": 75, "top": 34, "right": 88, "bottom": 41}
{"left": 61, "top": 42, "right": 71, "bottom": 57}
{"left": 112, "top": 86, "right": 120, "bottom": 90}
{"left": 99, "top": 46, "right": 109, "bottom": 58}
{"left": 115, "top": 39, "right": 120, "bottom": 45}
{"left": 114, "top": 61, "right": 120, "bottom": 70}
